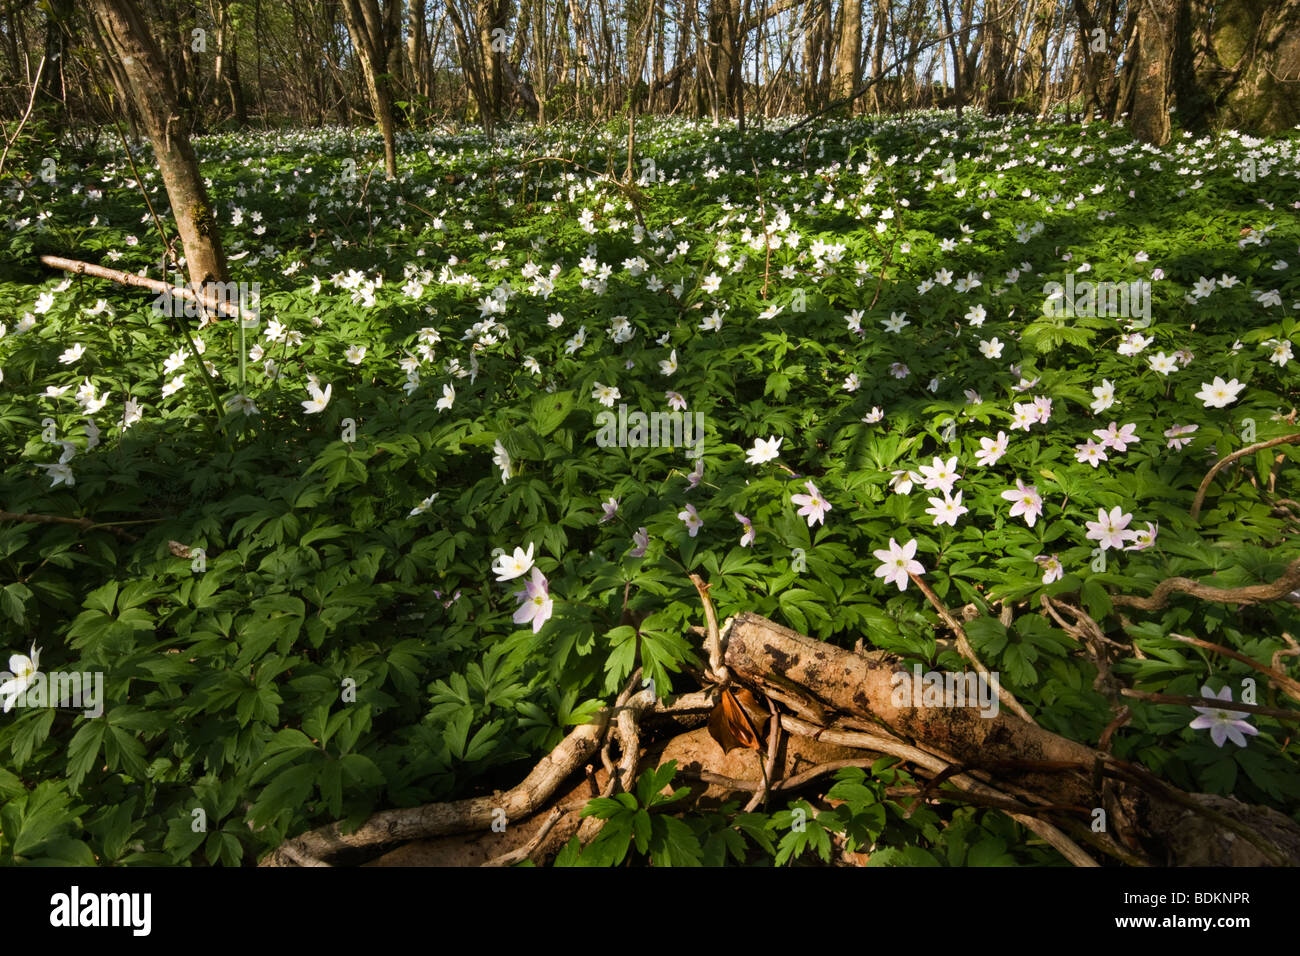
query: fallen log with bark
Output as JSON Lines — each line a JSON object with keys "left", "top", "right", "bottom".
{"left": 261, "top": 610, "right": 1300, "bottom": 867}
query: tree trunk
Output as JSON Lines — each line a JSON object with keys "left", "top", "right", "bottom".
{"left": 340, "top": 0, "right": 399, "bottom": 177}
{"left": 88, "top": 0, "right": 228, "bottom": 289}
{"left": 1127, "top": 0, "right": 1180, "bottom": 143}
{"left": 831, "top": 0, "right": 861, "bottom": 104}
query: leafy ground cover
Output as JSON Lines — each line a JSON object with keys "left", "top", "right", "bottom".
{"left": 1, "top": 112, "right": 1298, "bottom": 865}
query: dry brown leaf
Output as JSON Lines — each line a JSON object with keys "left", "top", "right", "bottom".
{"left": 708, "top": 686, "right": 769, "bottom": 753}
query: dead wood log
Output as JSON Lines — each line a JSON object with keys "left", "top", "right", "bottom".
{"left": 721, "top": 612, "right": 1300, "bottom": 866}
{"left": 263, "top": 614, "right": 1300, "bottom": 867}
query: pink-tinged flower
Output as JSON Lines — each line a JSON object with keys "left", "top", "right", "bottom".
{"left": 889, "top": 362, "right": 910, "bottom": 379}
{"left": 1032, "top": 396, "right": 1053, "bottom": 423}
{"left": 792, "top": 481, "right": 832, "bottom": 527}
{"left": 1001, "top": 479, "right": 1043, "bottom": 527}
{"left": 1188, "top": 685, "right": 1259, "bottom": 748}
{"left": 678, "top": 503, "right": 703, "bottom": 536}
{"left": 925, "top": 490, "right": 968, "bottom": 527}
{"left": 1011, "top": 402, "right": 1038, "bottom": 431}
{"left": 1127, "top": 521, "right": 1158, "bottom": 550}
{"left": 512, "top": 567, "right": 554, "bottom": 634}
{"left": 1085, "top": 506, "right": 1135, "bottom": 551}
{"left": 974, "top": 431, "right": 1010, "bottom": 467}
{"left": 1074, "top": 439, "right": 1108, "bottom": 468}
{"left": 599, "top": 497, "right": 619, "bottom": 523}
{"left": 918, "top": 456, "right": 960, "bottom": 495}
{"left": 685, "top": 458, "right": 705, "bottom": 489}
{"left": 1164, "top": 424, "right": 1198, "bottom": 450}
{"left": 629, "top": 527, "right": 649, "bottom": 557}
{"left": 1093, "top": 422, "right": 1140, "bottom": 452}
{"left": 735, "top": 512, "right": 755, "bottom": 547}
{"left": 1035, "top": 554, "right": 1064, "bottom": 585}
{"left": 873, "top": 537, "right": 924, "bottom": 591}
{"left": 665, "top": 391, "right": 687, "bottom": 411}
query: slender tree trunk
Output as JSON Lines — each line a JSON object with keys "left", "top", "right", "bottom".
{"left": 340, "top": 0, "right": 398, "bottom": 176}
{"left": 832, "top": 0, "right": 861, "bottom": 105}
{"left": 88, "top": 0, "right": 228, "bottom": 288}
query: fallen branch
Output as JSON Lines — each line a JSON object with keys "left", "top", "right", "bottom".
{"left": 1169, "top": 632, "right": 1300, "bottom": 703}
{"left": 0, "top": 509, "right": 142, "bottom": 542}
{"left": 262, "top": 610, "right": 1300, "bottom": 867}
{"left": 38, "top": 254, "right": 251, "bottom": 322}
{"left": 260, "top": 707, "right": 613, "bottom": 866}
{"left": 1111, "top": 558, "right": 1300, "bottom": 611}
{"left": 482, "top": 807, "right": 566, "bottom": 867}
{"left": 725, "top": 612, "right": 1300, "bottom": 865}
{"left": 1120, "top": 688, "right": 1300, "bottom": 722}
{"left": 909, "top": 571, "right": 1035, "bottom": 723}
{"left": 1190, "top": 431, "right": 1300, "bottom": 520}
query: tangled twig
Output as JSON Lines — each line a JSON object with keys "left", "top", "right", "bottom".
{"left": 1190, "top": 431, "right": 1300, "bottom": 521}
{"left": 1111, "top": 558, "right": 1300, "bottom": 612}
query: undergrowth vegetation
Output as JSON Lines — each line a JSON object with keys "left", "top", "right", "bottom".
{"left": 1, "top": 112, "right": 1298, "bottom": 865}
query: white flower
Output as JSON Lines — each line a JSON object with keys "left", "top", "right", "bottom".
{"left": 436, "top": 383, "right": 456, "bottom": 411}
{"left": 0, "top": 644, "right": 40, "bottom": 712}
{"left": 925, "top": 491, "right": 969, "bottom": 527}
{"left": 58, "top": 343, "right": 85, "bottom": 365}
{"left": 345, "top": 345, "right": 367, "bottom": 365}
{"left": 36, "top": 462, "right": 74, "bottom": 487}
{"left": 226, "top": 394, "right": 259, "bottom": 416}
{"left": 746, "top": 435, "right": 782, "bottom": 465}
{"left": 974, "top": 431, "right": 1009, "bottom": 467}
{"left": 881, "top": 312, "right": 909, "bottom": 333}
{"left": 1188, "top": 685, "right": 1259, "bottom": 748}
{"left": 1266, "top": 340, "right": 1294, "bottom": 367}
{"left": 493, "top": 543, "right": 534, "bottom": 581}
{"left": 979, "top": 337, "right": 1003, "bottom": 359}
{"left": 1194, "top": 376, "right": 1245, "bottom": 409}
{"left": 1035, "top": 554, "right": 1064, "bottom": 585}
{"left": 1148, "top": 352, "right": 1178, "bottom": 375}
{"left": 1085, "top": 506, "right": 1135, "bottom": 551}
{"left": 1090, "top": 379, "right": 1115, "bottom": 414}
{"left": 889, "top": 470, "right": 920, "bottom": 495}
{"left": 591, "top": 382, "right": 620, "bottom": 407}
{"left": 918, "top": 456, "right": 960, "bottom": 495}
{"left": 409, "top": 493, "right": 439, "bottom": 517}
{"left": 659, "top": 350, "right": 678, "bottom": 376}
{"left": 302, "top": 382, "right": 332, "bottom": 414}
{"left": 493, "top": 439, "right": 512, "bottom": 483}
{"left": 873, "top": 538, "right": 924, "bottom": 591}
{"left": 678, "top": 503, "right": 703, "bottom": 536}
